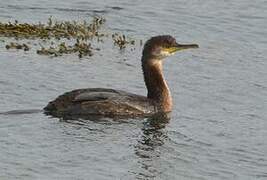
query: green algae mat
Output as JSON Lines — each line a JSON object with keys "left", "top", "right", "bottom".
{"left": 0, "top": 17, "right": 139, "bottom": 58}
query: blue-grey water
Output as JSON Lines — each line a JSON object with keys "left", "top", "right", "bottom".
{"left": 0, "top": 0, "right": 267, "bottom": 179}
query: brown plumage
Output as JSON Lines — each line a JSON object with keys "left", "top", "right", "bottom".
{"left": 44, "top": 35, "right": 198, "bottom": 119}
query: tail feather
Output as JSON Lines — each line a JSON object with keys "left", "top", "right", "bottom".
{"left": 0, "top": 109, "right": 43, "bottom": 115}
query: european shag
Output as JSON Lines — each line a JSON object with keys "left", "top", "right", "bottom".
{"left": 44, "top": 35, "right": 198, "bottom": 118}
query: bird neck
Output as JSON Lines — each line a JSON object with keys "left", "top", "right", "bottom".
{"left": 142, "top": 57, "right": 172, "bottom": 112}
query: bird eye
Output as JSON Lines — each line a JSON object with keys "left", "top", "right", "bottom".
{"left": 165, "top": 44, "right": 171, "bottom": 48}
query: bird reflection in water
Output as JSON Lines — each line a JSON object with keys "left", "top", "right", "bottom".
{"left": 55, "top": 112, "right": 171, "bottom": 180}
{"left": 134, "top": 112, "right": 170, "bottom": 180}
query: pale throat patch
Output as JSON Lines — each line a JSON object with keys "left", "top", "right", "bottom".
{"left": 161, "top": 50, "right": 174, "bottom": 57}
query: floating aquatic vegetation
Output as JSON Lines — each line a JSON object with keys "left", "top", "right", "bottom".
{"left": 112, "top": 33, "right": 135, "bottom": 49}
{"left": 0, "top": 17, "right": 105, "bottom": 40}
{"left": 37, "top": 39, "right": 93, "bottom": 58}
{"left": 0, "top": 17, "right": 142, "bottom": 58}
{"left": 5, "top": 42, "right": 30, "bottom": 51}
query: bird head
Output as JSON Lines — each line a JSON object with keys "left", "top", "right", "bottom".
{"left": 142, "top": 35, "right": 199, "bottom": 60}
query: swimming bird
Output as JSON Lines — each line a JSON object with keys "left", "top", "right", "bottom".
{"left": 44, "top": 35, "right": 198, "bottom": 118}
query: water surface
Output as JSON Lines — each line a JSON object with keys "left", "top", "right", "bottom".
{"left": 0, "top": 0, "right": 266, "bottom": 179}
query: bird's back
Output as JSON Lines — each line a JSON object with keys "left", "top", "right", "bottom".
{"left": 44, "top": 88, "right": 156, "bottom": 119}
